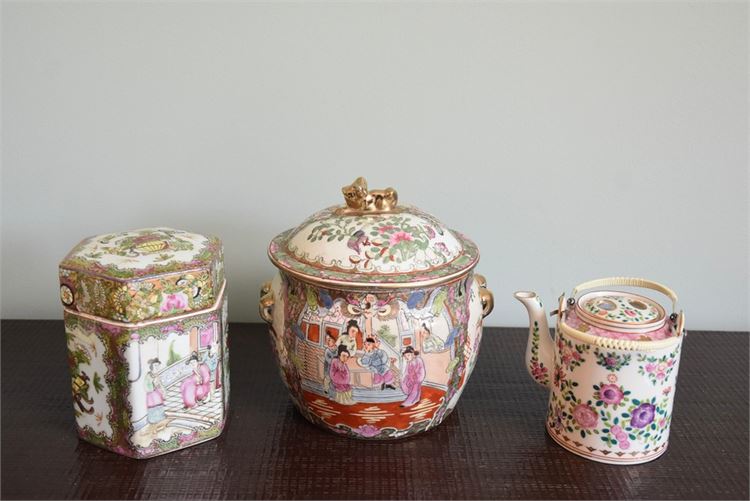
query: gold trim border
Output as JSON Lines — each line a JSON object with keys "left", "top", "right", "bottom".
{"left": 269, "top": 252, "right": 480, "bottom": 291}
{"left": 63, "top": 280, "right": 227, "bottom": 328}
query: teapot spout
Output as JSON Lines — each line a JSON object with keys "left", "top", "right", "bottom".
{"left": 514, "top": 291, "right": 555, "bottom": 389}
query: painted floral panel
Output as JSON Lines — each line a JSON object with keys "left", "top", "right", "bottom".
{"left": 545, "top": 327, "right": 682, "bottom": 464}
{"left": 269, "top": 206, "right": 479, "bottom": 284}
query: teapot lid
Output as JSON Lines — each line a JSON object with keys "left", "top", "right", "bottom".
{"left": 575, "top": 291, "right": 666, "bottom": 333}
{"left": 557, "top": 278, "right": 685, "bottom": 349}
{"left": 268, "top": 177, "right": 479, "bottom": 289}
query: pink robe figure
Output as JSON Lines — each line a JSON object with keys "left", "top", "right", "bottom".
{"left": 180, "top": 364, "right": 211, "bottom": 409}
{"left": 146, "top": 387, "right": 164, "bottom": 406}
{"left": 329, "top": 358, "right": 352, "bottom": 392}
{"left": 401, "top": 356, "right": 426, "bottom": 407}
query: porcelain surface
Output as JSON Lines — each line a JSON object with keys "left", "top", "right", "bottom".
{"left": 65, "top": 287, "right": 229, "bottom": 458}
{"left": 60, "top": 229, "right": 229, "bottom": 458}
{"left": 515, "top": 278, "right": 685, "bottom": 464}
{"left": 60, "top": 228, "right": 224, "bottom": 323}
{"left": 263, "top": 177, "right": 493, "bottom": 439}
{"left": 269, "top": 206, "right": 479, "bottom": 287}
{"left": 565, "top": 310, "right": 676, "bottom": 341}
{"left": 266, "top": 272, "right": 485, "bottom": 439}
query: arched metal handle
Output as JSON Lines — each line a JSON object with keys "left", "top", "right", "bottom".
{"left": 475, "top": 274, "right": 494, "bottom": 318}
{"left": 259, "top": 280, "right": 274, "bottom": 324}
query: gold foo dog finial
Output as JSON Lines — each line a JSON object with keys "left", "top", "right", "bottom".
{"left": 341, "top": 177, "right": 398, "bottom": 212}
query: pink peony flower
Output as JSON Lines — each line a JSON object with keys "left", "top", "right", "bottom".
{"left": 656, "top": 371, "right": 666, "bottom": 380}
{"left": 610, "top": 425, "right": 622, "bottom": 434}
{"left": 389, "top": 231, "right": 413, "bottom": 246}
{"left": 355, "top": 424, "right": 381, "bottom": 438}
{"left": 599, "top": 384, "right": 624, "bottom": 405}
{"left": 659, "top": 418, "right": 667, "bottom": 428}
{"left": 377, "top": 225, "right": 397, "bottom": 234}
{"left": 625, "top": 309, "right": 637, "bottom": 317}
{"left": 667, "top": 359, "right": 675, "bottom": 367}
{"left": 161, "top": 292, "right": 188, "bottom": 312}
{"left": 645, "top": 363, "right": 656, "bottom": 373}
{"left": 572, "top": 404, "right": 598, "bottom": 429}
{"left": 619, "top": 440, "right": 630, "bottom": 450}
{"left": 662, "top": 386, "right": 672, "bottom": 395}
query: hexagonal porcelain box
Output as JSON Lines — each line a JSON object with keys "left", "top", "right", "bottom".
{"left": 59, "top": 228, "right": 229, "bottom": 458}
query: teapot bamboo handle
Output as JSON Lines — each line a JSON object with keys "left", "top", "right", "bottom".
{"left": 570, "top": 277, "right": 678, "bottom": 313}
{"left": 259, "top": 280, "right": 274, "bottom": 324}
{"left": 475, "top": 274, "right": 494, "bottom": 318}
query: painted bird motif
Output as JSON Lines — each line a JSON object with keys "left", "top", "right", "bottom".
{"left": 347, "top": 230, "right": 368, "bottom": 253}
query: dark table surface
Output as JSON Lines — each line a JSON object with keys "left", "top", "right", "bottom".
{"left": 1, "top": 320, "right": 748, "bottom": 500}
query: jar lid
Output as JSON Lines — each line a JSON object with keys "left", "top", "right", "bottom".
{"left": 59, "top": 227, "right": 224, "bottom": 323}
{"left": 268, "top": 177, "right": 479, "bottom": 289}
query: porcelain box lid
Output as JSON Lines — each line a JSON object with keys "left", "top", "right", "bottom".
{"left": 59, "top": 227, "right": 224, "bottom": 324}
{"left": 268, "top": 177, "right": 479, "bottom": 289}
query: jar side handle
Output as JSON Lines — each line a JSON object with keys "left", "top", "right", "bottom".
{"left": 474, "top": 274, "right": 494, "bottom": 318}
{"left": 259, "top": 280, "right": 274, "bottom": 323}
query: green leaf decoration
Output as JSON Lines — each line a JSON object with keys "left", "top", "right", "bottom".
{"left": 93, "top": 372, "right": 104, "bottom": 393}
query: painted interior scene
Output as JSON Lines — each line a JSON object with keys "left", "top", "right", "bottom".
{"left": 128, "top": 321, "right": 224, "bottom": 448}
{"left": 291, "top": 286, "right": 465, "bottom": 433}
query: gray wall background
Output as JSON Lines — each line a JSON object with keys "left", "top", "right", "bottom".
{"left": 2, "top": 2, "right": 748, "bottom": 330}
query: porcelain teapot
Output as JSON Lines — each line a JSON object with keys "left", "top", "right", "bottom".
{"left": 514, "top": 277, "right": 685, "bottom": 464}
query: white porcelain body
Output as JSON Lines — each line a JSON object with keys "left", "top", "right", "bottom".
{"left": 516, "top": 281, "right": 685, "bottom": 465}
{"left": 64, "top": 289, "right": 229, "bottom": 458}
{"left": 544, "top": 321, "right": 682, "bottom": 464}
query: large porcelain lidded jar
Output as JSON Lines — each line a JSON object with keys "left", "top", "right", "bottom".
{"left": 261, "top": 177, "right": 494, "bottom": 439}
{"left": 59, "top": 228, "right": 228, "bottom": 458}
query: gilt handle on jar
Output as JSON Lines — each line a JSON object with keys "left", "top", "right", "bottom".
{"left": 475, "top": 273, "right": 494, "bottom": 318}
{"left": 259, "top": 280, "right": 274, "bottom": 324}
